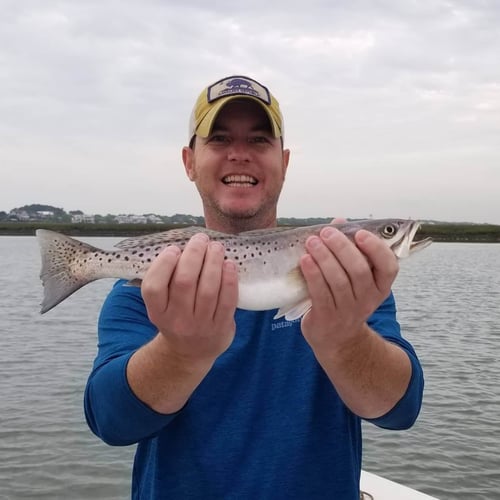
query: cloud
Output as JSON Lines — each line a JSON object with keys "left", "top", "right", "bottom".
{"left": 1, "top": 0, "right": 499, "bottom": 223}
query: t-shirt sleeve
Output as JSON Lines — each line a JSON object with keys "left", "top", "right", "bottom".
{"left": 84, "top": 280, "right": 180, "bottom": 446}
{"left": 364, "top": 292, "right": 424, "bottom": 430}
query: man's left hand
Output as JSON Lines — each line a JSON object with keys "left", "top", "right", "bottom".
{"left": 299, "top": 222, "right": 399, "bottom": 354}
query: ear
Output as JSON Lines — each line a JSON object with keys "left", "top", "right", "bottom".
{"left": 182, "top": 146, "right": 196, "bottom": 181}
{"left": 282, "top": 148, "right": 290, "bottom": 179}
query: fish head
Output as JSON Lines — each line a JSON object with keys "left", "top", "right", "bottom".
{"left": 369, "top": 219, "right": 432, "bottom": 259}
{"left": 340, "top": 219, "right": 432, "bottom": 259}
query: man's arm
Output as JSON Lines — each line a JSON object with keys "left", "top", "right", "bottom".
{"left": 299, "top": 226, "right": 418, "bottom": 421}
{"left": 84, "top": 233, "right": 238, "bottom": 445}
{"left": 127, "top": 233, "right": 239, "bottom": 414}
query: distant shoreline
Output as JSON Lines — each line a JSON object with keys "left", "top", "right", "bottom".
{"left": 1, "top": 222, "right": 500, "bottom": 242}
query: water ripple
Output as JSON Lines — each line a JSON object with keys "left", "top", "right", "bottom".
{"left": 1, "top": 238, "right": 499, "bottom": 499}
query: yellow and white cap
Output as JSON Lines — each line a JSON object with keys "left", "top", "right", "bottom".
{"left": 188, "top": 75, "right": 284, "bottom": 141}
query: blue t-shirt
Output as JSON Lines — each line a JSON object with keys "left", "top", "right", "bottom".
{"left": 85, "top": 281, "right": 423, "bottom": 500}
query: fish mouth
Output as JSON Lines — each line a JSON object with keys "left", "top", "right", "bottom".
{"left": 222, "top": 174, "right": 258, "bottom": 187}
{"left": 411, "top": 235, "right": 433, "bottom": 253}
{"left": 396, "top": 221, "right": 432, "bottom": 258}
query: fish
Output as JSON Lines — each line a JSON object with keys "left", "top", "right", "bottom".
{"left": 36, "top": 219, "right": 432, "bottom": 320}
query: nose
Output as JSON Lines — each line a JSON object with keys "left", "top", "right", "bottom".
{"left": 227, "top": 140, "right": 251, "bottom": 162}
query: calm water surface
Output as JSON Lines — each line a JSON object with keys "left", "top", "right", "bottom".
{"left": 0, "top": 236, "right": 499, "bottom": 499}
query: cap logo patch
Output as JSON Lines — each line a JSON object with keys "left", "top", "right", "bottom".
{"left": 207, "top": 76, "right": 271, "bottom": 105}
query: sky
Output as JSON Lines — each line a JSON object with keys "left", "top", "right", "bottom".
{"left": 1, "top": 0, "right": 499, "bottom": 224}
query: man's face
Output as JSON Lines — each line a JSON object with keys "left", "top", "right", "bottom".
{"left": 183, "top": 100, "right": 290, "bottom": 231}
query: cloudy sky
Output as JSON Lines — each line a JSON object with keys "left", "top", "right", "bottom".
{"left": 2, "top": 0, "right": 499, "bottom": 224}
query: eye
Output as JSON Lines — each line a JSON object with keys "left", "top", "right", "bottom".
{"left": 208, "top": 134, "right": 229, "bottom": 143}
{"left": 249, "top": 135, "right": 271, "bottom": 144}
{"left": 382, "top": 224, "right": 397, "bottom": 238}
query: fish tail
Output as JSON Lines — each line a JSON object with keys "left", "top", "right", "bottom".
{"left": 36, "top": 229, "right": 98, "bottom": 313}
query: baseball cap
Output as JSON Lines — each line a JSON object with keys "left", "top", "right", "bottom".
{"left": 188, "top": 75, "right": 284, "bottom": 142}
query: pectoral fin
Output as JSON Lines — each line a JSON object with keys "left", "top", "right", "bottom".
{"left": 272, "top": 266, "right": 310, "bottom": 320}
{"left": 274, "top": 298, "right": 312, "bottom": 321}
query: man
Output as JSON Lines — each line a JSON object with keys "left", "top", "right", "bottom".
{"left": 85, "top": 75, "right": 424, "bottom": 499}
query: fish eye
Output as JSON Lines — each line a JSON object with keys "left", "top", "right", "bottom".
{"left": 382, "top": 224, "right": 397, "bottom": 238}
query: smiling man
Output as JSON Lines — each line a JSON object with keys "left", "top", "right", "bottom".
{"left": 84, "top": 75, "right": 424, "bottom": 500}
{"left": 183, "top": 81, "right": 290, "bottom": 232}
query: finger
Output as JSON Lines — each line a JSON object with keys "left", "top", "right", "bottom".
{"left": 141, "top": 245, "right": 181, "bottom": 316}
{"left": 319, "top": 227, "right": 377, "bottom": 297}
{"left": 213, "top": 259, "right": 239, "bottom": 326}
{"left": 195, "top": 241, "right": 226, "bottom": 318}
{"left": 169, "top": 233, "right": 210, "bottom": 313}
{"left": 331, "top": 217, "right": 347, "bottom": 225}
{"left": 355, "top": 230, "right": 399, "bottom": 295}
{"left": 306, "top": 231, "right": 356, "bottom": 305}
{"left": 300, "top": 244, "right": 338, "bottom": 310}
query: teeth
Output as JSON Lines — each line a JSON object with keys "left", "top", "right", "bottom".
{"left": 223, "top": 175, "right": 257, "bottom": 185}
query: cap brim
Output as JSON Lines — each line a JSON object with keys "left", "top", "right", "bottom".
{"left": 195, "top": 95, "right": 281, "bottom": 139}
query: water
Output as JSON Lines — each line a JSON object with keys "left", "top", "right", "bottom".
{"left": 0, "top": 236, "right": 499, "bottom": 499}
{"left": 0, "top": 236, "right": 134, "bottom": 500}
{"left": 363, "top": 243, "right": 500, "bottom": 499}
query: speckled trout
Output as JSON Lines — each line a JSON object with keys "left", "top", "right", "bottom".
{"left": 36, "top": 219, "right": 431, "bottom": 319}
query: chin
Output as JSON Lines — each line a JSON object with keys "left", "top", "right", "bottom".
{"left": 218, "top": 202, "right": 260, "bottom": 219}
{"left": 226, "top": 207, "right": 259, "bottom": 219}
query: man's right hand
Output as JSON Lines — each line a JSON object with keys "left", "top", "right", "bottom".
{"left": 141, "top": 233, "right": 239, "bottom": 364}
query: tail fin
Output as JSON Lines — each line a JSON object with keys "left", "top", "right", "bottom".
{"left": 36, "top": 229, "right": 98, "bottom": 313}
